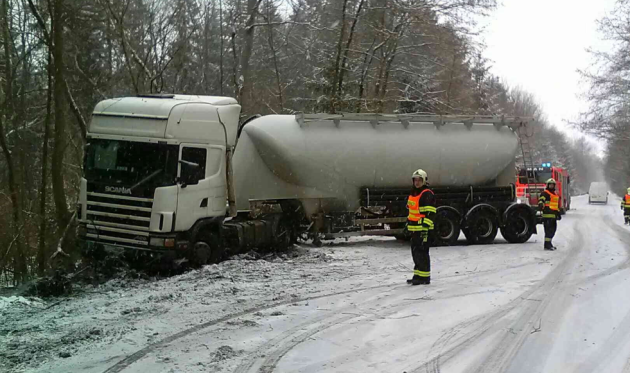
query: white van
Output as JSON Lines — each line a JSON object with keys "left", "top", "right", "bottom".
{"left": 588, "top": 182, "right": 609, "bottom": 204}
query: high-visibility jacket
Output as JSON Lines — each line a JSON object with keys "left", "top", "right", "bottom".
{"left": 622, "top": 195, "right": 630, "bottom": 209}
{"left": 407, "top": 187, "right": 436, "bottom": 232}
{"left": 538, "top": 189, "right": 560, "bottom": 219}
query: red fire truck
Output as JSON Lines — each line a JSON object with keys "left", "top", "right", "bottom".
{"left": 516, "top": 164, "right": 571, "bottom": 213}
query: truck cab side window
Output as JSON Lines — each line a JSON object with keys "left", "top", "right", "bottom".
{"left": 181, "top": 147, "right": 207, "bottom": 185}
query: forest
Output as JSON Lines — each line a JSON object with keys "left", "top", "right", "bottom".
{"left": 0, "top": 0, "right": 604, "bottom": 284}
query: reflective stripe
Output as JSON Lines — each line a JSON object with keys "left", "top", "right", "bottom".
{"left": 545, "top": 238, "right": 552, "bottom": 242}
{"left": 408, "top": 225, "right": 428, "bottom": 232}
{"left": 422, "top": 218, "right": 434, "bottom": 228}
{"left": 409, "top": 209, "right": 420, "bottom": 214}
{"left": 542, "top": 214, "right": 556, "bottom": 219}
{"left": 419, "top": 206, "right": 437, "bottom": 213}
{"left": 413, "top": 270, "right": 430, "bottom": 277}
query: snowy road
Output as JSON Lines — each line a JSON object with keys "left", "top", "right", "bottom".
{"left": 5, "top": 195, "right": 630, "bottom": 373}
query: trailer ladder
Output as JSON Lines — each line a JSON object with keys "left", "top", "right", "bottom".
{"left": 515, "top": 121, "right": 539, "bottom": 188}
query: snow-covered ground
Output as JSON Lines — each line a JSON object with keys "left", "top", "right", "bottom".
{"left": 3, "top": 195, "right": 630, "bottom": 373}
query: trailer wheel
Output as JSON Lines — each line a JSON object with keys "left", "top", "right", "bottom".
{"left": 500, "top": 204, "right": 535, "bottom": 244}
{"left": 464, "top": 205, "right": 499, "bottom": 245}
{"left": 191, "top": 232, "right": 222, "bottom": 266}
{"left": 434, "top": 207, "right": 461, "bottom": 246}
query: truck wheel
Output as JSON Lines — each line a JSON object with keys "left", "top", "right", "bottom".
{"left": 464, "top": 206, "right": 499, "bottom": 245}
{"left": 191, "top": 232, "right": 222, "bottom": 266}
{"left": 434, "top": 207, "right": 461, "bottom": 246}
{"left": 500, "top": 204, "right": 534, "bottom": 244}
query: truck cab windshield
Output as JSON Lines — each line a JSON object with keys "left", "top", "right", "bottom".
{"left": 85, "top": 139, "right": 178, "bottom": 188}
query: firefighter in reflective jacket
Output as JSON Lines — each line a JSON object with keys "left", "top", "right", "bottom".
{"left": 621, "top": 188, "right": 630, "bottom": 225}
{"left": 406, "top": 169, "right": 436, "bottom": 285}
{"left": 538, "top": 178, "right": 561, "bottom": 250}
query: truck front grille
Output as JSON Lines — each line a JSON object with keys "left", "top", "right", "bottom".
{"left": 85, "top": 192, "right": 153, "bottom": 248}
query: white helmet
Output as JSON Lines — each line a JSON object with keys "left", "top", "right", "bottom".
{"left": 412, "top": 169, "right": 428, "bottom": 183}
{"left": 627, "top": 187, "right": 630, "bottom": 194}
{"left": 546, "top": 178, "right": 556, "bottom": 187}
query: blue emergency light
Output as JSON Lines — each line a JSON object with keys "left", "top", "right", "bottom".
{"left": 542, "top": 162, "right": 551, "bottom": 167}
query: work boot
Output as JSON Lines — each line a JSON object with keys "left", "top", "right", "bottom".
{"left": 411, "top": 277, "right": 426, "bottom": 286}
{"left": 544, "top": 243, "right": 553, "bottom": 251}
{"left": 407, "top": 275, "right": 420, "bottom": 284}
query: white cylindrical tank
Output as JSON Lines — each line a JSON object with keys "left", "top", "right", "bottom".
{"left": 233, "top": 115, "right": 518, "bottom": 212}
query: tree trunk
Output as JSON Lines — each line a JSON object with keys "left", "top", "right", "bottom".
{"left": 238, "top": 0, "right": 262, "bottom": 113}
{"left": 329, "top": 0, "right": 349, "bottom": 113}
{"left": 37, "top": 53, "right": 53, "bottom": 275}
{"left": 337, "top": 0, "right": 364, "bottom": 98}
{"left": 356, "top": 39, "right": 378, "bottom": 113}
{"left": 219, "top": 0, "right": 224, "bottom": 95}
{"left": 51, "top": 0, "right": 70, "bottom": 228}
{"left": 265, "top": 0, "right": 283, "bottom": 111}
{"left": 0, "top": 0, "right": 26, "bottom": 282}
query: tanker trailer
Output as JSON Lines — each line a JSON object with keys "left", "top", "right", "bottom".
{"left": 233, "top": 113, "right": 537, "bottom": 246}
{"left": 77, "top": 94, "right": 537, "bottom": 267}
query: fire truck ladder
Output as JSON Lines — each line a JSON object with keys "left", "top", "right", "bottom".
{"left": 515, "top": 120, "right": 538, "bottom": 188}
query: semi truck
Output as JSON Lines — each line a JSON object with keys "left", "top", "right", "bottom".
{"left": 78, "top": 94, "right": 538, "bottom": 265}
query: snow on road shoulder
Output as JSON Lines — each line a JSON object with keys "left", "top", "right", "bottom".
{"left": 0, "top": 245, "right": 388, "bottom": 373}
{"left": 0, "top": 296, "right": 44, "bottom": 311}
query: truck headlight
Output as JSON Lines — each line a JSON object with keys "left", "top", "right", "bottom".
{"left": 150, "top": 237, "right": 176, "bottom": 248}
{"left": 150, "top": 237, "right": 165, "bottom": 247}
{"left": 517, "top": 199, "right": 522, "bottom": 204}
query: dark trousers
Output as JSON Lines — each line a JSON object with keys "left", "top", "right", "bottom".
{"left": 624, "top": 208, "right": 630, "bottom": 223}
{"left": 543, "top": 218, "right": 557, "bottom": 247}
{"left": 411, "top": 231, "right": 431, "bottom": 279}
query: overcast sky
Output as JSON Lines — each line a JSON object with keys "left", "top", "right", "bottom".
{"left": 479, "top": 0, "right": 617, "bottom": 153}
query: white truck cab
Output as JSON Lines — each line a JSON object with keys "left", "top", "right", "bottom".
{"left": 78, "top": 95, "right": 240, "bottom": 259}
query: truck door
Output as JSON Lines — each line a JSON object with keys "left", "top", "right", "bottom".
{"left": 175, "top": 144, "right": 227, "bottom": 232}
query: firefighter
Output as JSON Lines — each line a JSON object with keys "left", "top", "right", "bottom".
{"left": 406, "top": 169, "right": 436, "bottom": 285}
{"left": 538, "top": 178, "right": 561, "bottom": 250}
{"left": 621, "top": 188, "right": 630, "bottom": 225}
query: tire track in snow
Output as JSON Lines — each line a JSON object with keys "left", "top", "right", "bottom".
{"left": 101, "top": 282, "right": 404, "bottom": 373}
{"left": 467, "top": 221, "right": 587, "bottom": 373}
{"left": 463, "top": 205, "right": 630, "bottom": 373}
{"left": 276, "top": 289, "right": 519, "bottom": 373}
{"left": 233, "top": 313, "right": 361, "bottom": 373}
{"left": 103, "top": 249, "right": 544, "bottom": 373}
{"left": 232, "top": 286, "right": 504, "bottom": 373}
{"left": 233, "top": 284, "right": 520, "bottom": 373}
{"left": 404, "top": 219, "right": 587, "bottom": 373}
{"left": 565, "top": 209, "right": 630, "bottom": 372}
{"left": 573, "top": 213, "right": 630, "bottom": 284}
{"left": 239, "top": 256, "right": 567, "bottom": 373}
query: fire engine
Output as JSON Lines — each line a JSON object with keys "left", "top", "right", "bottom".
{"left": 516, "top": 163, "right": 571, "bottom": 213}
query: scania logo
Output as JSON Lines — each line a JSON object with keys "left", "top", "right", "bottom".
{"left": 105, "top": 186, "right": 132, "bottom": 195}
